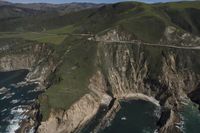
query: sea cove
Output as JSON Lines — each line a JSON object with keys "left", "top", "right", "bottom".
{"left": 102, "top": 100, "right": 160, "bottom": 133}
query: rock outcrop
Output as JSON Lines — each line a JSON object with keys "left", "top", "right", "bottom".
{"left": 94, "top": 27, "right": 200, "bottom": 133}
{"left": 38, "top": 71, "right": 112, "bottom": 133}
{"left": 2, "top": 26, "right": 199, "bottom": 133}
{"left": 0, "top": 39, "right": 57, "bottom": 132}
{"left": 0, "top": 41, "right": 56, "bottom": 86}
{"left": 39, "top": 27, "right": 200, "bottom": 133}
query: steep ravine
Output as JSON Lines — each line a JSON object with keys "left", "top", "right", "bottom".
{"left": 37, "top": 27, "right": 200, "bottom": 133}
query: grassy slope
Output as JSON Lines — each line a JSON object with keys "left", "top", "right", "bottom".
{"left": 39, "top": 36, "right": 97, "bottom": 120}
{"left": 0, "top": 25, "right": 75, "bottom": 44}
{"left": 0, "top": 32, "right": 67, "bottom": 45}
{"left": 154, "top": 1, "right": 200, "bottom": 35}
{"left": 0, "top": 1, "right": 200, "bottom": 43}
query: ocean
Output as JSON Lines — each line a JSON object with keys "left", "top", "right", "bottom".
{"left": 102, "top": 100, "right": 160, "bottom": 133}
{"left": 0, "top": 70, "right": 42, "bottom": 133}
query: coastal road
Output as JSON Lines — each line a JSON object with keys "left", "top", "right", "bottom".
{"left": 61, "top": 33, "right": 200, "bottom": 50}
{"left": 94, "top": 39, "right": 200, "bottom": 50}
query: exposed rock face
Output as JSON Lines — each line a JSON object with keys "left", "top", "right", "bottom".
{"left": 38, "top": 94, "right": 100, "bottom": 133}
{"left": 3, "top": 26, "right": 199, "bottom": 133}
{"left": 0, "top": 42, "right": 56, "bottom": 85}
{"left": 95, "top": 27, "right": 200, "bottom": 133}
{"left": 38, "top": 71, "right": 112, "bottom": 133}
{"left": 37, "top": 27, "right": 200, "bottom": 133}
{"left": 161, "top": 26, "right": 200, "bottom": 47}
{"left": 0, "top": 40, "right": 57, "bottom": 132}
{"left": 0, "top": 55, "right": 35, "bottom": 71}
{"left": 96, "top": 28, "right": 134, "bottom": 42}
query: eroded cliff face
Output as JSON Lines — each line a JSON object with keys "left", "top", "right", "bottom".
{"left": 0, "top": 40, "right": 57, "bottom": 133}
{"left": 0, "top": 41, "right": 56, "bottom": 85}
{"left": 38, "top": 71, "right": 112, "bottom": 133}
{"left": 95, "top": 27, "right": 200, "bottom": 133}
{"left": 38, "top": 27, "right": 200, "bottom": 133}
{"left": 38, "top": 94, "right": 100, "bottom": 133}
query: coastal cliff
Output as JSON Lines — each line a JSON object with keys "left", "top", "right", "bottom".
{"left": 38, "top": 71, "right": 112, "bottom": 133}
{"left": 0, "top": 1, "right": 200, "bottom": 133}
{"left": 0, "top": 39, "right": 57, "bottom": 132}
{"left": 37, "top": 27, "right": 200, "bottom": 133}
{"left": 0, "top": 39, "right": 56, "bottom": 85}
{"left": 0, "top": 30, "right": 199, "bottom": 133}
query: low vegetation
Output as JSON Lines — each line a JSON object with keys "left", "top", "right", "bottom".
{"left": 0, "top": 1, "right": 200, "bottom": 120}
{"left": 39, "top": 36, "right": 97, "bottom": 120}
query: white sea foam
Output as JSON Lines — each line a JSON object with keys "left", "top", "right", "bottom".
{"left": 179, "top": 114, "right": 186, "bottom": 133}
{"left": 27, "top": 99, "right": 35, "bottom": 103}
{"left": 1, "top": 92, "right": 15, "bottom": 100}
{"left": 27, "top": 88, "right": 40, "bottom": 94}
{"left": 5, "top": 106, "right": 28, "bottom": 133}
{"left": 0, "top": 87, "right": 8, "bottom": 94}
{"left": 121, "top": 117, "right": 127, "bottom": 120}
{"left": 29, "top": 127, "right": 35, "bottom": 133}
{"left": 1, "top": 95, "right": 8, "bottom": 100}
{"left": 10, "top": 99, "right": 20, "bottom": 104}
{"left": 0, "top": 86, "right": 7, "bottom": 91}
{"left": 154, "top": 106, "right": 161, "bottom": 119}
{"left": 1, "top": 108, "right": 7, "bottom": 113}
{"left": 2, "top": 116, "right": 11, "bottom": 122}
{"left": 153, "top": 129, "right": 159, "bottom": 133}
{"left": 10, "top": 84, "right": 18, "bottom": 88}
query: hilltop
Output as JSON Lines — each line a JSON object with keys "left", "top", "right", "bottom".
{"left": 0, "top": 1, "right": 199, "bottom": 43}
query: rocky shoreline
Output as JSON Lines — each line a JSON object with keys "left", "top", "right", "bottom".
{"left": 0, "top": 42, "right": 57, "bottom": 133}
{"left": 1, "top": 26, "right": 200, "bottom": 133}
{"left": 90, "top": 93, "right": 160, "bottom": 133}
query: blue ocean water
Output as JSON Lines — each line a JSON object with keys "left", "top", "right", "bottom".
{"left": 181, "top": 102, "right": 200, "bottom": 133}
{"left": 0, "top": 70, "right": 42, "bottom": 133}
{"left": 102, "top": 100, "right": 200, "bottom": 133}
{"left": 102, "top": 100, "right": 159, "bottom": 133}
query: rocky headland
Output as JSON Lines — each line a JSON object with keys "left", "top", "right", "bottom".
{"left": 36, "top": 26, "right": 200, "bottom": 133}
{"left": 0, "top": 39, "right": 57, "bottom": 132}
{"left": 0, "top": 26, "right": 199, "bottom": 133}
{"left": 0, "top": 2, "right": 200, "bottom": 132}
{"left": 0, "top": 28, "right": 199, "bottom": 133}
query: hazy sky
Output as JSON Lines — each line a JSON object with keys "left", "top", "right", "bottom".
{"left": 4, "top": 0, "right": 196, "bottom": 4}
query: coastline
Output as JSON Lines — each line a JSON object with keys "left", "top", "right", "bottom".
{"left": 90, "top": 93, "right": 160, "bottom": 133}
{"left": 118, "top": 93, "right": 160, "bottom": 107}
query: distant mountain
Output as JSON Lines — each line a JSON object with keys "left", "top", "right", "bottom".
{"left": 0, "top": 1, "right": 103, "bottom": 30}
{"left": 0, "top": 1, "right": 12, "bottom": 6}
{"left": 0, "top": 5, "right": 44, "bottom": 19}
{"left": 0, "top": 1, "right": 103, "bottom": 13}
{"left": 15, "top": 3, "right": 103, "bottom": 13}
{"left": 0, "top": 0, "right": 200, "bottom": 41}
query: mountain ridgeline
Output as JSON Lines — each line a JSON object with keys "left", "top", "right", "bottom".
{"left": 0, "top": 1, "right": 200, "bottom": 41}
{"left": 0, "top": 1, "right": 200, "bottom": 133}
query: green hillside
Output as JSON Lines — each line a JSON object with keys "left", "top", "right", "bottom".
{"left": 0, "top": 1, "right": 200, "bottom": 43}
